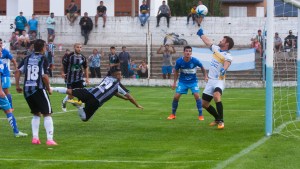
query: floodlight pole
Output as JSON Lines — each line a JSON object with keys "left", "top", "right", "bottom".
{"left": 265, "top": 0, "right": 274, "bottom": 136}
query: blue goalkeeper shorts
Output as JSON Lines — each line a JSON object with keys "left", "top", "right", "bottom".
{"left": 176, "top": 82, "right": 200, "bottom": 94}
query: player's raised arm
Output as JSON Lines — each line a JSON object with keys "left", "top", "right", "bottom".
{"left": 197, "top": 28, "right": 213, "bottom": 47}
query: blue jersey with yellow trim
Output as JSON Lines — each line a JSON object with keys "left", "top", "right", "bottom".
{"left": 209, "top": 44, "right": 233, "bottom": 80}
{"left": 175, "top": 56, "right": 203, "bottom": 83}
{"left": 0, "top": 48, "right": 13, "bottom": 77}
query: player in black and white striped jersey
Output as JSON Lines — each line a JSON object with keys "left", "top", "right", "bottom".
{"left": 51, "top": 68, "right": 143, "bottom": 121}
{"left": 61, "top": 43, "right": 89, "bottom": 112}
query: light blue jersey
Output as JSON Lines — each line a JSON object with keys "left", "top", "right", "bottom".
{"left": 174, "top": 56, "right": 203, "bottom": 84}
{"left": 0, "top": 48, "right": 13, "bottom": 77}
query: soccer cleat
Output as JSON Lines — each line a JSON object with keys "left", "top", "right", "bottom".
{"left": 46, "top": 140, "right": 58, "bottom": 146}
{"left": 67, "top": 100, "right": 83, "bottom": 107}
{"left": 61, "top": 100, "right": 67, "bottom": 112}
{"left": 15, "top": 131, "right": 28, "bottom": 137}
{"left": 32, "top": 138, "right": 41, "bottom": 145}
{"left": 217, "top": 122, "right": 224, "bottom": 129}
{"left": 198, "top": 115, "right": 204, "bottom": 121}
{"left": 167, "top": 114, "right": 176, "bottom": 120}
{"left": 209, "top": 121, "right": 218, "bottom": 126}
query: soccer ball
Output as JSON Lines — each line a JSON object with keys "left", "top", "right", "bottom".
{"left": 196, "top": 5, "right": 208, "bottom": 16}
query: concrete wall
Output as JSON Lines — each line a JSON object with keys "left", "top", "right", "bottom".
{"left": 0, "top": 16, "right": 298, "bottom": 46}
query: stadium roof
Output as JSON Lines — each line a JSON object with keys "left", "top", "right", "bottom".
{"left": 221, "top": 0, "right": 263, "bottom": 3}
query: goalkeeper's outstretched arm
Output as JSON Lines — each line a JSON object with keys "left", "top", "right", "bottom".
{"left": 197, "top": 28, "right": 213, "bottom": 47}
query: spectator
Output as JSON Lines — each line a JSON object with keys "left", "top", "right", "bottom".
{"left": 187, "top": 5, "right": 198, "bottom": 25}
{"left": 47, "top": 39, "right": 56, "bottom": 58}
{"left": 119, "top": 46, "right": 131, "bottom": 78}
{"left": 46, "top": 12, "right": 56, "bottom": 43}
{"left": 66, "top": 0, "right": 79, "bottom": 25}
{"left": 95, "top": 1, "right": 107, "bottom": 28}
{"left": 45, "top": 44, "right": 54, "bottom": 77}
{"left": 156, "top": 0, "right": 171, "bottom": 28}
{"left": 157, "top": 44, "right": 176, "bottom": 79}
{"left": 128, "top": 60, "right": 137, "bottom": 78}
{"left": 61, "top": 49, "right": 71, "bottom": 83}
{"left": 197, "top": 1, "right": 205, "bottom": 27}
{"left": 251, "top": 29, "right": 263, "bottom": 48}
{"left": 108, "top": 46, "right": 120, "bottom": 71}
{"left": 137, "top": 60, "right": 148, "bottom": 79}
{"left": 18, "top": 30, "right": 30, "bottom": 48}
{"left": 284, "top": 30, "right": 296, "bottom": 49}
{"left": 274, "top": 32, "right": 282, "bottom": 53}
{"left": 88, "top": 48, "right": 102, "bottom": 78}
{"left": 79, "top": 12, "right": 93, "bottom": 45}
{"left": 29, "top": 31, "right": 37, "bottom": 44}
{"left": 14, "top": 11, "right": 27, "bottom": 35}
{"left": 139, "top": 0, "right": 150, "bottom": 26}
{"left": 9, "top": 32, "right": 19, "bottom": 50}
{"left": 26, "top": 43, "right": 34, "bottom": 56}
{"left": 251, "top": 38, "right": 262, "bottom": 57}
{"left": 27, "top": 14, "right": 38, "bottom": 35}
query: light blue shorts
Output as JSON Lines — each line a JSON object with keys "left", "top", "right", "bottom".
{"left": 0, "top": 96, "right": 11, "bottom": 110}
{"left": 162, "top": 66, "right": 172, "bottom": 74}
{"left": 176, "top": 82, "right": 200, "bottom": 94}
{"left": 1, "top": 76, "right": 11, "bottom": 89}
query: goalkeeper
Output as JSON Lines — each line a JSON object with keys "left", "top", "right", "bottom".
{"left": 197, "top": 28, "right": 234, "bottom": 129}
{"left": 51, "top": 68, "right": 143, "bottom": 121}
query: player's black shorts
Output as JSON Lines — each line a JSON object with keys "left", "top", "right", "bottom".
{"left": 72, "top": 88, "right": 100, "bottom": 121}
{"left": 67, "top": 80, "right": 85, "bottom": 89}
{"left": 25, "top": 89, "right": 52, "bottom": 115}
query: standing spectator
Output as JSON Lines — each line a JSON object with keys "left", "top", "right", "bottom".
{"left": 119, "top": 46, "right": 131, "bottom": 78}
{"left": 157, "top": 44, "right": 176, "bottom": 79}
{"left": 61, "top": 49, "right": 71, "bottom": 83}
{"left": 274, "top": 32, "right": 282, "bottom": 53}
{"left": 61, "top": 43, "right": 89, "bottom": 112}
{"left": 15, "top": 39, "right": 57, "bottom": 145}
{"left": 79, "top": 12, "right": 93, "bottom": 45}
{"left": 137, "top": 60, "right": 148, "bottom": 78}
{"left": 284, "top": 30, "right": 296, "bottom": 49}
{"left": 46, "top": 13, "right": 56, "bottom": 43}
{"left": 108, "top": 46, "right": 120, "bottom": 71}
{"left": 66, "top": 0, "right": 79, "bottom": 25}
{"left": 88, "top": 49, "right": 102, "bottom": 78}
{"left": 18, "top": 30, "right": 30, "bottom": 48}
{"left": 45, "top": 45, "right": 54, "bottom": 77}
{"left": 251, "top": 29, "right": 263, "bottom": 49}
{"left": 187, "top": 5, "right": 198, "bottom": 25}
{"left": 14, "top": 11, "right": 27, "bottom": 35}
{"left": 9, "top": 32, "right": 19, "bottom": 50}
{"left": 27, "top": 14, "right": 38, "bottom": 35}
{"left": 95, "top": 1, "right": 107, "bottom": 28}
{"left": 251, "top": 38, "right": 262, "bottom": 57}
{"left": 156, "top": 0, "right": 171, "bottom": 28}
{"left": 139, "top": 0, "right": 150, "bottom": 26}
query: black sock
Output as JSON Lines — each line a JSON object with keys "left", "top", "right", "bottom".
{"left": 216, "top": 102, "right": 223, "bottom": 122}
{"left": 205, "top": 105, "right": 218, "bottom": 120}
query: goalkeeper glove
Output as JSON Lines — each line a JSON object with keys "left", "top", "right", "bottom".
{"left": 197, "top": 28, "right": 204, "bottom": 37}
{"left": 220, "top": 68, "right": 226, "bottom": 76}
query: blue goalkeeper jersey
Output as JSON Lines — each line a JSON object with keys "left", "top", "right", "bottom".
{"left": 0, "top": 48, "right": 13, "bottom": 77}
{"left": 174, "top": 56, "right": 203, "bottom": 84}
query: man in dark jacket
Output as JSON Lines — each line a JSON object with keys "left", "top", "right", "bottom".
{"left": 79, "top": 12, "right": 93, "bottom": 45}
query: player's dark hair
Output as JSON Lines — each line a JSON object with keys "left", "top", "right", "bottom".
{"left": 0, "top": 38, "right": 2, "bottom": 42}
{"left": 224, "top": 36, "right": 234, "bottom": 50}
{"left": 34, "top": 39, "right": 46, "bottom": 52}
{"left": 183, "top": 45, "right": 192, "bottom": 52}
{"left": 110, "top": 46, "right": 115, "bottom": 49}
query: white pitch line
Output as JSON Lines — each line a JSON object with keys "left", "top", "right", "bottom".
{"left": 0, "top": 158, "right": 216, "bottom": 164}
{"left": 213, "top": 120, "right": 300, "bottom": 169}
{"left": 0, "top": 110, "right": 76, "bottom": 120}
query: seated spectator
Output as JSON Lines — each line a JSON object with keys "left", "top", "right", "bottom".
{"left": 187, "top": 5, "right": 198, "bottom": 25}
{"left": 66, "top": 0, "right": 79, "bottom": 25}
{"left": 9, "top": 32, "right": 19, "bottom": 50}
{"left": 137, "top": 60, "right": 148, "bottom": 78}
{"left": 27, "top": 13, "right": 38, "bottom": 34}
{"left": 18, "top": 30, "right": 30, "bottom": 48}
{"left": 95, "top": 1, "right": 107, "bottom": 28}
{"left": 128, "top": 60, "right": 137, "bottom": 78}
{"left": 284, "top": 30, "right": 297, "bottom": 49}
{"left": 251, "top": 38, "right": 262, "bottom": 57}
{"left": 26, "top": 43, "right": 34, "bottom": 56}
{"left": 274, "top": 32, "right": 282, "bottom": 53}
{"left": 156, "top": 0, "right": 171, "bottom": 28}
{"left": 88, "top": 48, "right": 102, "bottom": 78}
{"left": 79, "top": 12, "right": 93, "bottom": 45}
{"left": 139, "top": 0, "right": 150, "bottom": 26}
{"left": 29, "top": 31, "right": 37, "bottom": 44}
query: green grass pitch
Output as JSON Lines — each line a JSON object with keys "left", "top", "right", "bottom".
{"left": 0, "top": 86, "right": 300, "bottom": 169}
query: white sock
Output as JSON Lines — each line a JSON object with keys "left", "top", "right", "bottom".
{"left": 78, "top": 107, "right": 86, "bottom": 121}
{"left": 52, "top": 87, "right": 68, "bottom": 94}
{"left": 63, "top": 95, "right": 69, "bottom": 103}
{"left": 31, "top": 116, "right": 40, "bottom": 139}
{"left": 44, "top": 116, "right": 54, "bottom": 141}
